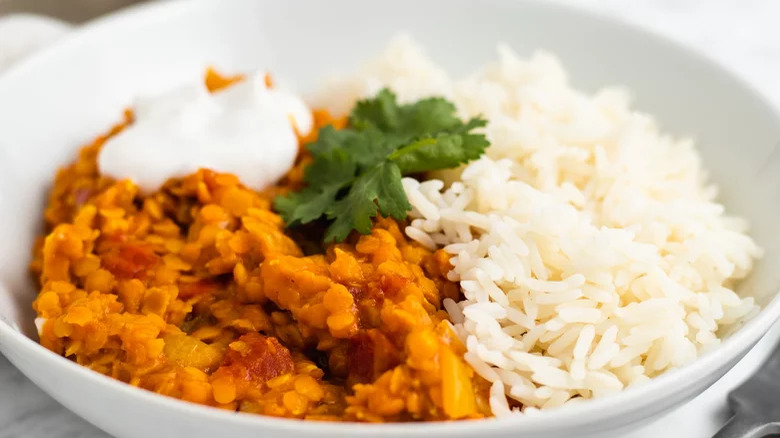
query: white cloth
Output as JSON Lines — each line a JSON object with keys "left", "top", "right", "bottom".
{"left": 0, "top": 14, "right": 72, "bottom": 72}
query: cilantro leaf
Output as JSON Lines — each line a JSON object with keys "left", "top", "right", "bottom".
{"left": 305, "top": 125, "right": 357, "bottom": 158}
{"left": 389, "top": 121, "right": 489, "bottom": 174}
{"left": 351, "top": 90, "right": 462, "bottom": 138}
{"left": 274, "top": 88, "right": 489, "bottom": 242}
{"left": 350, "top": 89, "right": 401, "bottom": 132}
{"left": 274, "top": 148, "right": 355, "bottom": 226}
{"left": 324, "top": 162, "right": 410, "bottom": 242}
{"left": 396, "top": 96, "right": 461, "bottom": 135}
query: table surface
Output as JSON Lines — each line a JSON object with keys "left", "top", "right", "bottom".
{"left": 2, "top": 1, "right": 780, "bottom": 437}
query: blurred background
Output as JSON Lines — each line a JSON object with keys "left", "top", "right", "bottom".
{"left": 0, "top": 0, "right": 147, "bottom": 22}
{"left": 0, "top": 1, "right": 778, "bottom": 437}
{"left": 1, "top": 0, "right": 779, "bottom": 100}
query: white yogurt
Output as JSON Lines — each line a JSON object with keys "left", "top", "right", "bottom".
{"left": 34, "top": 317, "right": 46, "bottom": 336}
{"left": 98, "top": 71, "right": 313, "bottom": 193}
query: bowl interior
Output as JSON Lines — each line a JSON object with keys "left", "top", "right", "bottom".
{"left": 0, "top": 0, "right": 779, "bottom": 424}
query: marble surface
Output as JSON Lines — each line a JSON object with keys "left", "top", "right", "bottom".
{"left": 2, "top": 1, "right": 780, "bottom": 437}
{"left": 0, "top": 354, "right": 105, "bottom": 438}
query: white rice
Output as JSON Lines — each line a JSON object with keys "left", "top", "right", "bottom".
{"left": 317, "top": 36, "right": 762, "bottom": 414}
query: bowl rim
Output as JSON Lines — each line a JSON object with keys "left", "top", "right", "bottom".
{"left": 1, "top": 0, "right": 780, "bottom": 434}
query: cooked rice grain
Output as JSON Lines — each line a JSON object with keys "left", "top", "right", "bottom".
{"left": 319, "top": 36, "right": 762, "bottom": 414}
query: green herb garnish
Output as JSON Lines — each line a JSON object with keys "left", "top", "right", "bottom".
{"left": 274, "top": 89, "right": 489, "bottom": 242}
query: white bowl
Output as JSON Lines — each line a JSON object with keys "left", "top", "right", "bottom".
{"left": 1, "top": 0, "right": 779, "bottom": 437}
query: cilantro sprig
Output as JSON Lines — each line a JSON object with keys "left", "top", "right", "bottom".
{"left": 274, "top": 89, "right": 489, "bottom": 243}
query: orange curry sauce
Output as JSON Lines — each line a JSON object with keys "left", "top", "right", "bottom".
{"left": 30, "top": 70, "right": 491, "bottom": 422}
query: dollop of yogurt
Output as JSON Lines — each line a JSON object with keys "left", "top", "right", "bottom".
{"left": 98, "top": 71, "right": 313, "bottom": 192}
